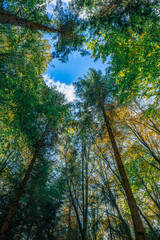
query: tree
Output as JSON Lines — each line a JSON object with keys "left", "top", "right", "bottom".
{"left": 0, "top": 0, "right": 88, "bottom": 62}
{"left": 69, "top": 0, "right": 160, "bottom": 101}
{"left": 74, "top": 68, "right": 148, "bottom": 240}
{"left": 59, "top": 128, "right": 89, "bottom": 240}
{"left": 0, "top": 11, "right": 69, "bottom": 238}
{"left": 1, "top": 0, "right": 159, "bottom": 239}
{"left": 0, "top": 9, "right": 59, "bottom": 33}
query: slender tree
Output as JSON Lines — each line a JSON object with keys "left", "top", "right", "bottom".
{"left": 74, "top": 69, "right": 148, "bottom": 240}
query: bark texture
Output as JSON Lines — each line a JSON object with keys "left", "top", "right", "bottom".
{"left": 100, "top": 102, "right": 148, "bottom": 240}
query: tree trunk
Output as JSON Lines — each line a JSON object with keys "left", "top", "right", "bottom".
{"left": 67, "top": 181, "right": 83, "bottom": 238}
{"left": 76, "top": 217, "right": 78, "bottom": 240}
{"left": 68, "top": 201, "right": 72, "bottom": 240}
{"left": 84, "top": 147, "right": 89, "bottom": 240}
{"left": 100, "top": 102, "right": 148, "bottom": 240}
{"left": 82, "top": 142, "right": 85, "bottom": 240}
{"left": 102, "top": 180, "right": 133, "bottom": 240}
{"left": 0, "top": 122, "right": 51, "bottom": 240}
{"left": 0, "top": 9, "right": 60, "bottom": 33}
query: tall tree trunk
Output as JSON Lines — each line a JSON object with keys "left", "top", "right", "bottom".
{"left": 68, "top": 201, "right": 72, "bottom": 240}
{"left": 100, "top": 102, "right": 148, "bottom": 240}
{"left": 67, "top": 180, "right": 83, "bottom": 238}
{"left": 82, "top": 143, "right": 89, "bottom": 240}
{"left": 84, "top": 147, "right": 89, "bottom": 240}
{"left": 0, "top": 9, "right": 60, "bottom": 33}
{"left": 82, "top": 141, "right": 86, "bottom": 240}
{"left": 0, "top": 122, "right": 51, "bottom": 240}
{"left": 76, "top": 217, "right": 78, "bottom": 240}
{"left": 91, "top": 202, "right": 96, "bottom": 240}
{"left": 102, "top": 181, "right": 133, "bottom": 240}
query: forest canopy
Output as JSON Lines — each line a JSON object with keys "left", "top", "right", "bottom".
{"left": 0, "top": 0, "right": 159, "bottom": 240}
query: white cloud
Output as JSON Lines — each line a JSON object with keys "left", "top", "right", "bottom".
{"left": 43, "top": 74, "right": 75, "bottom": 102}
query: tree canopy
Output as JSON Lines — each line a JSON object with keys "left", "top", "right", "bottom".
{"left": 0, "top": 0, "right": 159, "bottom": 240}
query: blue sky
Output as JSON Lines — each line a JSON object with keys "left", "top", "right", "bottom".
{"left": 44, "top": 52, "right": 109, "bottom": 101}
{"left": 44, "top": 0, "right": 109, "bottom": 101}
{"left": 46, "top": 52, "right": 107, "bottom": 84}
